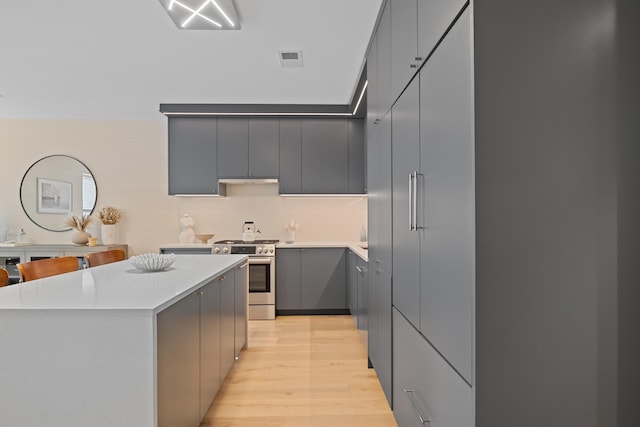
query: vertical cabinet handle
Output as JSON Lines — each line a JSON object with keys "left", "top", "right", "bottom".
{"left": 403, "top": 389, "right": 432, "bottom": 425}
{"left": 408, "top": 173, "right": 414, "bottom": 230}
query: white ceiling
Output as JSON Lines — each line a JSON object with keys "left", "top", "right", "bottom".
{"left": 0, "top": 0, "right": 381, "bottom": 120}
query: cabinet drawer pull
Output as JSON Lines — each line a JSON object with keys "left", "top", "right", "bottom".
{"left": 355, "top": 266, "right": 363, "bottom": 273}
{"left": 403, "top": 389, "right": 432, "bottom": 425}
{"left": 414, "top": 56, "right": 423, "bottom": 61}
{"left": 237, "top": 263, "right": 248, "bottom": 270}
{"left": 409, "top": 63, "right": 418, "bottom": 68}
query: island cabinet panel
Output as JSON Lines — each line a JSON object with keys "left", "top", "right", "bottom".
{"left": 168, "top": 117, "right": 219, "bottom": 195}
{"left": 301, "top": 119, "right": 350, "bottom": 194}
{"left": 278, "top": 119, "right": 303, "bottom": 194}
{"left": 234, "top": 261, "right": 248, "bottom": 357}
{"left": 356, "top": 255, "right": 369, "bottom": 344}
{"left": 199, "top": 278, "right": 222, "bottom": 420}
{"left": 157, "top": 291, "right": 201, "bottom": 427}
{"left": 220, "top": 269, "right": 236, "bottom": 379}
{"left": 276, "top": 248, "right": 347, "bottom": 313}
{"left": 347, "top": 250, "right": 359, "bottom": 324}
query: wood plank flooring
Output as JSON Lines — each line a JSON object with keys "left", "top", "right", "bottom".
{"left": 202, "top": 315, "right": 397, "bottom": 427}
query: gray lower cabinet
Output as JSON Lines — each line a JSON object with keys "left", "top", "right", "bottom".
{"left": 157, "top": 290, "right": 201, "bottom": 427}
{"left": 347, "top": 250, "right": 359, "bottom": 324}
{"left": 393, "top": 308, "right": 473, "bottom": 427}
{"left": 356, "top": 256, "right": 368, "bottom": 344}
{"left": 276, "top": 248, "right": 347, "bottom": 312}
{"left": 368, "top": 266, "right": 392, "bottom": 406}
{"left": 168, "top": 117, "right": 219, "bottom": 195}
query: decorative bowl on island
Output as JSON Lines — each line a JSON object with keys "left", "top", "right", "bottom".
{"left": 129, "top": 253, "right": 176, "bottom": 272}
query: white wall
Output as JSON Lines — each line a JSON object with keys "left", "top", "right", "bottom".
{"left": 0, "top": 120, "right": 367, "bottom": 255}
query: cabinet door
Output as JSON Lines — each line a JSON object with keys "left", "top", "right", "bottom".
{"left": 393, "top": 308, "right": 473, "bottom": 427}
{"left": 377, "top": 1, "right": 392, "bottom": 117}
{"left": 356, "top": 257, "right": 368, "bottom": 341}
{"left": 347, "top": 251, "right": 359, "bottom": 321}
{"left": 419, "top": 9, "right": 474, "bottom": 383}
{"left": 367, "top": 113, "right": 392, "bottom": 273}
{"left": 366, "top": 32, "right": 379, "bottom": 124}
{"left": 234, "top": 262, "right": 248, "bottom": 357}
{"left": 217, "top": 118, "right": 249, "bottom": 178}
{"left": 392, "top": 77, "right": 421, "bottom": 328}
{"left": 417, "top": 0, "right": 467, "bottom": 62}
{"left": 219, "top": 271, "right": 236, "bottom": 379}
{"left": 157, "top": 292, "right": 200, "bottom": 427}
{"left": 391, "top": 0, "right": 418, "bottom": 102}
{"left": 348, "top": 119, "right": 366, "bottom": 194}
{"left": 279, "top": 119, "right": 302, "bottom": 194}
{"left": 275, "top": 249, "right": 301, "bottom": 310}
{"left": 377, "top": 268, "right": 393, "bottom": 406}
{"left": 168, "top": 117, "right": 218, "bottom": 195}
{"left": 368, "top": 267, "right": 380, "bottom": 378}
{"left": 199, "top": 279, "right": 221, "bottom": 420}
{"left": 300, "top": 248, "right": 347, "bottom": 310}
{"left": 248, "top": 118, "right": 279, "bottom": 178}
{"left": 301, "top": 119, "right": 349, "bottom": 194}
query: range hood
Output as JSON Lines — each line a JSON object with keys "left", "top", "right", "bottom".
{"left": 218, "top": 178, "right": 278, "bottom": 185}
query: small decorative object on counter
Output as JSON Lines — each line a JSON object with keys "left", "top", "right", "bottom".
{"left": 360, "top": 225, "right": 367, "bottom": 243}
{"left": 129, "top": 253, "right": 176, "bottom": 272}
{"left": 99, "top": 206, "right": 122, "bottom": 245}
{"left": 284, "top": 219, "right": 298, "bottom": 243}
{"left": 87, "top": 237, "right": 97, "bottom": 247}
{"left": 65, "top": 214, "right": 93, "bottom": 245}
{"left": 179, "top": 214, "right": 196, "bottom": 243}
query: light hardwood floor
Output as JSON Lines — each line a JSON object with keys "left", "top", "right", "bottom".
{"left": 202, "top": 315, "right": 398, "bottom": 427}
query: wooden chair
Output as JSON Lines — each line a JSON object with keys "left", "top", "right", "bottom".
{"left": 17, "top": 256, "right": 79, "bottom": 282}
{"left": 84, "top": 249, "right": 126, "bottom": 268}
{"left": 0, "top": 268, "right": 9, "bottom": 287}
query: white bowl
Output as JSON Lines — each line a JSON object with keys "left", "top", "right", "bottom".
{"left": 129, "top": 253, "right": 176, "bottom": 272}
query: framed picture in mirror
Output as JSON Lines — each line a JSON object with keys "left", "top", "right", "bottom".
{"left": 37, "top": 178, "right": 72, "bottom": 214}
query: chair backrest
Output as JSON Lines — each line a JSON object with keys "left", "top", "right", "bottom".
{"left": 84, "top": 249, "right": 126, "bottom": 268}
{"left": 17, "top": 256, "right": 79, "bottom": 282}
{"left": 0, "top": 268, "right": 9, "bottom": 287}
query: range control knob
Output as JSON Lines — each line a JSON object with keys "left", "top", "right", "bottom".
{"left": 214, "top": 247, "right": 220, "bottom": 253}
{"left": 222, "top": 247, "right": 229, "bottom": 254}
{"left": 268, "top": 248, "right": 274, "bottom": 254}
{"left": 257, "top": 247, "right": 263, "bottom": 253}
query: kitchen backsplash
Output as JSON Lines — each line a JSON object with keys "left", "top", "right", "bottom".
{"left": 177, "top": 184, "right": 367, "bottom": 243}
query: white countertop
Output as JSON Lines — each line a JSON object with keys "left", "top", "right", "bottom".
{"left": 0, "top": 255, "right": 246, "bottom": 313}
{"left": 276, "top": 241, "right": 368, "bottom": 261}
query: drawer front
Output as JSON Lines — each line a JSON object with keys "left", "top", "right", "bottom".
{"left": 393, "top": 308, "right": 473, "bottom": 427}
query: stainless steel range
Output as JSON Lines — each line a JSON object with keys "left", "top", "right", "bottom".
{"left": 212, "top": 239, "right": 277, "bottom": 320}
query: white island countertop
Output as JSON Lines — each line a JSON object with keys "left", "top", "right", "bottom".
{"left": 0, "top": 254, "right": 246, "bottom": 313}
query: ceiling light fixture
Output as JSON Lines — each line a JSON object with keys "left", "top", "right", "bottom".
{"left": 159, "top": 0, "right": 240, "bottom": 30}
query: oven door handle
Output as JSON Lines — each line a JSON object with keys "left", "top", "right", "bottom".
{"left": 248, "top": 257, "right": 273, "bottom": 264}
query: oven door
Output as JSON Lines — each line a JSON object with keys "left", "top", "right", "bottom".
{"left": 248, "top": 257, "right": 275, "bottom": 305}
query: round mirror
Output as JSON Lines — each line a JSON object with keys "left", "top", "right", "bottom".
{"left": 20, "top": 155, "right": 98, "bottom": 232}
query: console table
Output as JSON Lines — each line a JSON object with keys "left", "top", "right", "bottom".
{"left": 0, "top": 244, "right": 128, "bottom": 284}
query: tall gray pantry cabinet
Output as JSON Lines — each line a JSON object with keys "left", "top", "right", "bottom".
{"left": 366, "top": 0, "right": 639, "bottom": 426}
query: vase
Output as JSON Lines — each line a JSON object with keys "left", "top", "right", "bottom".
{"left": 71, "top": 231, "right": 91, "bottom": 245}
{"left": 101, "top": 224, "right": 118, "bottom": 245}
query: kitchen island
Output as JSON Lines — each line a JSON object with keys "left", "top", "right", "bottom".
{"left": 0, "top": 254, "right": 248, "bottom": 427}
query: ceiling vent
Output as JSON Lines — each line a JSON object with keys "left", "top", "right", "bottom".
{"left": 278, "top": 50, "right": 303, "bottom": 68}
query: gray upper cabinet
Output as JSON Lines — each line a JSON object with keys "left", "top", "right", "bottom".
{"left": 248, "top": 119, "right": 279, "bottom": 178}
{"left": 366, "top": 31, "right": 379, "bottom": 124}
{"left": 376, "top": 2, "right": 392, "bottom": 117}
{"left": 348, "top": 119, "right": 366, "bottom": 193}
{"left": 217, "top": 118, "right": 249, "bottom": 178}
{"left": 168, "top": 117, "right": 218, "bottom": 195}
{"left": 301, "top": 119, "right": 349, "bottom": 194}
{"left": 218, "top": 118, "right": 279, "bottom": 178}
{"left": 390, "top": 0, "right": 467, "bottom": 104}
{"left": 390, "top": 0, "right": 419, "bottom": 103}
{"left": 419, "top": 9, "right": 474, "bottom": 384}
{"left": 278, "top": 119, "right": 302, "bottom": 194}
